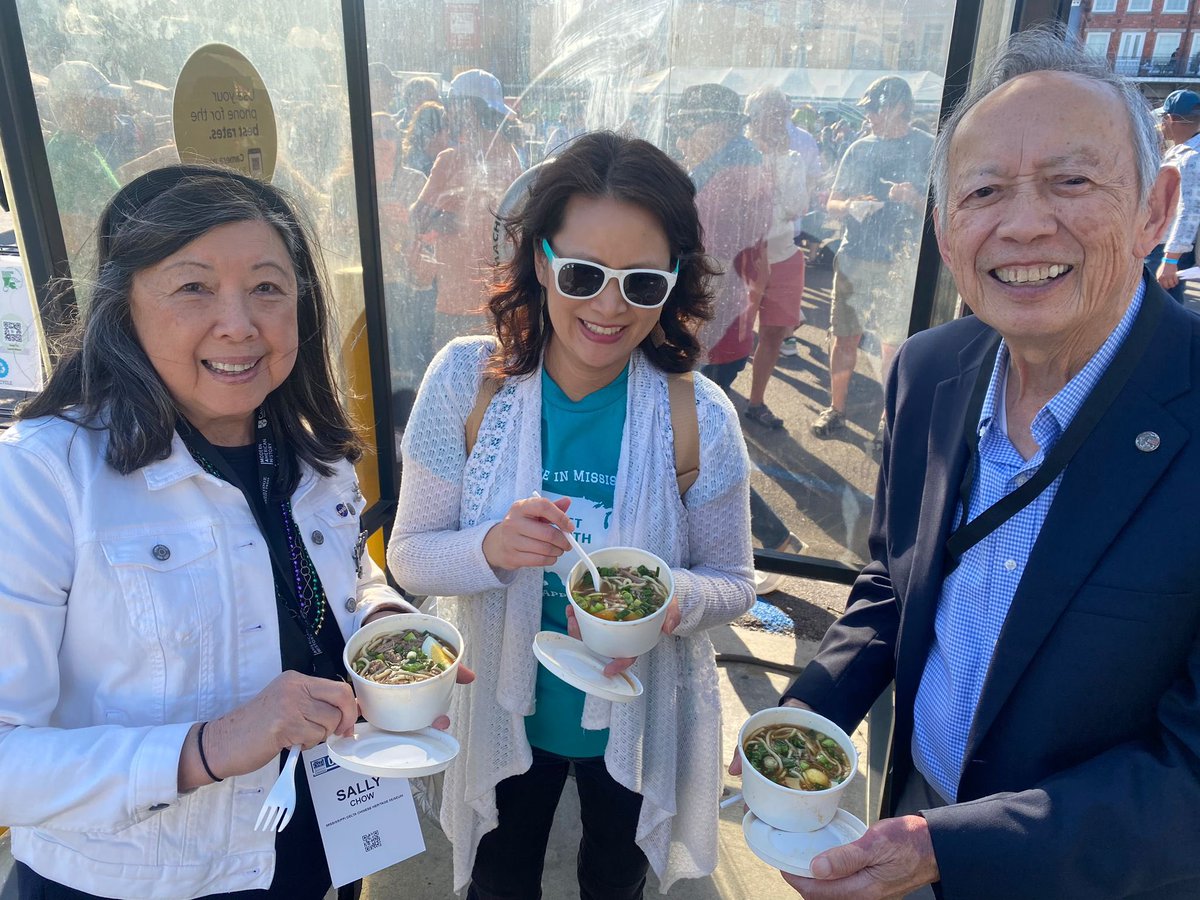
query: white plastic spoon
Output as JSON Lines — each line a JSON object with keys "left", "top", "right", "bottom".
{"left": 532, "top": 490, "right": 603, "bottom": 592}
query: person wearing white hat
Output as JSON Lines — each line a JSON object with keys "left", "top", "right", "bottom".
{"left": 412, "top": 69, "right": 523, "bottom": 352}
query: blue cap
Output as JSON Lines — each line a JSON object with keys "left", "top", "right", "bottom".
{"left": 1156, "top": 89, "right": 1200, "bottom": 117}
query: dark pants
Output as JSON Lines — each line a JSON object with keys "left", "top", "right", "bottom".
{"left": 1145, "top": 245, "right": 1193, "bottom": 303}
{"left": 466, "top": 746, "right": 649, "bottom": 900}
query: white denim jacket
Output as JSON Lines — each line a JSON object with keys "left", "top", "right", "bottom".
{"left": 0, "top": 415, "right": 398, "bottom": 899}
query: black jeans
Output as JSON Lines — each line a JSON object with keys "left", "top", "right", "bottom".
{"left": 466, "top": 746, "right": 649, "bottom": 900}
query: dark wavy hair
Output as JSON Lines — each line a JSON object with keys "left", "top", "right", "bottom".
{"left": 18, "top": 165, "right": 363, "bottom": 492}
{"left": 487, "top": 131, "right": 716, "bottom": 377}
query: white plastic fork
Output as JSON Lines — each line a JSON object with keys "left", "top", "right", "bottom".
{"left": 254, "top": 744, "right": 302, "bottom": 833}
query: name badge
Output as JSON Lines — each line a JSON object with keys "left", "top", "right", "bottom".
{"left": 303, "top": 744, "right": 425, "bottom": 887}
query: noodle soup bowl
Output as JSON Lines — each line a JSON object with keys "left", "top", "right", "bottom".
{"left": 738, "top": 706, "right": 858, "bottom": 832}
{"left": 344, "top": 612, "right": 464, "bottom": 733}
{"left": 566, "top": 546, "right": 675, "bottom": 659}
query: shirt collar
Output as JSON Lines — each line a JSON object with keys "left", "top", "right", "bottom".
{"left": 976, "top": 278, "right": 1145, "bottom": 441}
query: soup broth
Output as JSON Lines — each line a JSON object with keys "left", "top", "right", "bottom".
{"left": 571, "top": 564, "right": 670, "bottom": 621}
{"left": 742, "top": 724, "right": 851, "bottom": 791}
{"left": 352, "top": 629, "right": 457, "bottom": 684}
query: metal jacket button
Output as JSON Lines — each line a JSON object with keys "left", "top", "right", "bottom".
{"left": 1135, "top": 431, "right": 1160, "bottom": 452}
{"left": 345, "top": 597, "right": 357, "bottom": 612}
{"left": 152, "top": 544, "right": 170, "bottom": 561}
{"left": 311, "top": 530, "right": 324, "bottom": 545}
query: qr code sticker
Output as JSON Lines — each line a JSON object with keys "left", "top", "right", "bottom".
{"left": 2, "top": 322, "right": 20, "bottom": 343}
{"left": 361, "top": 829, "right": 381, "bottom": 852}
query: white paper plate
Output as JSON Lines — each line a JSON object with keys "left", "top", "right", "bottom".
{"left": 326, "top": 723, "right": 459, "bottom": 778}
{"left": 742, "top": 808, "right": 867, "bottom": 877}
{"left": 531, "top": 631, "right": 643, "bottom": 703}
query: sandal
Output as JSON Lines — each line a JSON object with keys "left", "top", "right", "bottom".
{"left": 744, "top": 404, "right": 785, "bottom": 429}
{"left": 810, "top": 406, "right": 846, "bottom": 437}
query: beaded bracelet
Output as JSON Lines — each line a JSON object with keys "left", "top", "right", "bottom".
{"left": 197, "top": 720, "right": 223, "bottom": 783}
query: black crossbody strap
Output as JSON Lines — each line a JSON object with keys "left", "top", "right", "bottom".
{"left": 946, "top": 292, "right": 1163, "bottom": 566}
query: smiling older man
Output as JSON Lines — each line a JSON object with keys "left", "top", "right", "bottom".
{"left": 740, "top": 30, "right": 1200, "bottom": 900}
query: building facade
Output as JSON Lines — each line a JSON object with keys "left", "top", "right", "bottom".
{"left": 1079, "top": 0, "right": 1200, "bottom": 100}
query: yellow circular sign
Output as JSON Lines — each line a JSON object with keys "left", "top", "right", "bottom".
{"left": 173, "top": 43, "right": 277, "bottom": 180}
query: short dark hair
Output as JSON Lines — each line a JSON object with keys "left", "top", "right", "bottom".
{"left": 487, "top": 131, "right": 716, "bottom": 377}
{"left": 19, "top": 165, "right": 363, "bottom": 491}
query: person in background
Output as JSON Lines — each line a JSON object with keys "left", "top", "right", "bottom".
{"left": 402, "top": 100, "right": 449, "bottom": 177}
{"left": 740, "top": 87, "right": 811, "bottom": 430}
{"left": 1148, "top": 89, "right": 1200, "bottom": 302}
{"left": 744, "top": 31, "right": 1200, "bottom": 899}
{"left": 669, "top": 83, "right": 773, "bottom": 395}
{"left": 367, "top": 61, "right": 398, "bottom": 117}
{"left": 812, "top": 75, "right": 932, "bottom": 449}
{"left": 390, "top": 132, "right": 754, "bottom": 899}
{"left": 44, "top": 60, "right": 123, "bottom": 261}
{"left": 0, "top": 166, "right": 471, "bottom": 900}
{"left": 412, "top": 68, "right": 523, "bottom": 351}
{"left": 400, "top": 75, "right": 440, "bottom": 125}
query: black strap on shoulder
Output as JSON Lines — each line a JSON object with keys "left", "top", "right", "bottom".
{"left": 946, "top": 291, "right": 1163, "bottom": 567}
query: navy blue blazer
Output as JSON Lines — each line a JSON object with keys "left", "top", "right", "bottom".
{"left": 785, "top": 278, "right": 1200, "bottom": 899}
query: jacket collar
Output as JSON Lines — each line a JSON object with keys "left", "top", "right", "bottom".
{"left": 142, "top": 431, "right": 319, "bottom": 502}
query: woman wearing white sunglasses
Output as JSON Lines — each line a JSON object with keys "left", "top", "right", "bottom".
{"left": 389, "top": 131, "right": 755, "bottom": 898}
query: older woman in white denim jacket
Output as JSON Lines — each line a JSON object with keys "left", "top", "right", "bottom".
{"left": 0, "top": 167, "right": 468, "bottom": 900}
{"left": 390, "top": 132, "right": 755, "bottom": 898}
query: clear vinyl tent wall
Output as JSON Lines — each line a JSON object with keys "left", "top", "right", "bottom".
{"left": 0, "top": 0, "right": 1064, "bottom": 848}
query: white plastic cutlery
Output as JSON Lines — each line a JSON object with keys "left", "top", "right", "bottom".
{"left": 532, "top": 490, "right": 604, "bottom": 592}
{"left": 254, "top": 744, "right": 302, "bottom": 832}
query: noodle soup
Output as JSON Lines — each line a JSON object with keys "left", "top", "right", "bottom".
{"left": 344, "top": 613, "right": 464, "bottom": 732}
{"left": 742, "top": 724, "right": 851, "bottom": 791}
{"left": 352, "top": 629, "right": 458, "bottom": 685}
{"left": 571, "top": 564, "right": 670, "bottom": 621}
{"left": 566, "top": 546, "right": 675, "bottom": 660}
{"left": 737, "top": 707, "right": 858, "bottom": 832}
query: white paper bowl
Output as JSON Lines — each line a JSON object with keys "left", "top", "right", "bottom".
{"left": 738, "top": 706, "right": 858, "bottom": 833}
{"left": 344, "top": 613, "right": 463, "bottom": 733}
{"left": 566, "top": 546, "right": 675, "bottom": 659}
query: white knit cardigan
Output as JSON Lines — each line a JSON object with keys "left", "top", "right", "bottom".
{"left": 388, "top": 337, "right": 755, "bottom": 893}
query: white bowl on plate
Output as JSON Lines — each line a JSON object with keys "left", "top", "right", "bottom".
{"left": 566, "top": 546, "right": 674, "bottom": 659}
{"left": 738, "top": 706, "right": 858, "bottom": 833}
{"left": 344, "top": 613, "right": 463, "bottom": 733}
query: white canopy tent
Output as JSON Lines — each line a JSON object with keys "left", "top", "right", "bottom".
{"left": 635, "top": 66, "right": 945, "bottom": 108}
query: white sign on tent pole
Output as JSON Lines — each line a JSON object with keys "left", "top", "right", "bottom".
{"left": 0, "top": 254, "right": 44, "bottom": 392}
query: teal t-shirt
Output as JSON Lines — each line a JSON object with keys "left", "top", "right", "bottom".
{"left": 524, "top": 365, "right": 628, "bottom": 758}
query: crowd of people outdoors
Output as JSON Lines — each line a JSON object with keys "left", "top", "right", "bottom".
{"left": 5, "top": 22, "right": 1200, "bottom": 900}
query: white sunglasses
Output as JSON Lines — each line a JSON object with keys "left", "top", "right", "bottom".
{"left": 541, "top": 238, "right": 679, "bottom": 309}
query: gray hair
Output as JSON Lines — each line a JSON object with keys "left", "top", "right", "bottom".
{"left": 932, "top": 27, "right": 1161, "bottom": 228}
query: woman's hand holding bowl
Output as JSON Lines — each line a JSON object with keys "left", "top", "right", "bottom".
{"left": 565, "top": 594, "right": 681, "bottom": 677}
{"left": 482, "top": 495, "right": 573, "bottom": 571}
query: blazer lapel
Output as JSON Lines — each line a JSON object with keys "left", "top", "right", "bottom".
{"left": 964, "top": 286, "right": 1191, "bottom": 762}
{"left": 895, "top": 327, "right": 998, "bottom": 700}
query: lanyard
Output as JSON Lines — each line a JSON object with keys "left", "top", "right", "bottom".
{"left": 945, "top": 293, "right": 1162, "bottom": 569}
{"left": 179, "top": 410, "right": 329, "bottom": 663}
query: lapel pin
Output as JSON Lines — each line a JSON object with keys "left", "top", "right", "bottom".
{"left": 336, "top": 502, "right": 350, "bottom": 517}
{"left": 1134, "top": 431, "right": 1160, "bottom": 453}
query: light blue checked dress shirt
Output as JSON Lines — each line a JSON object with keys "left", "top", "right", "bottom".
{"left": 911, "top": 281, "right": 1145, "bottom": 803}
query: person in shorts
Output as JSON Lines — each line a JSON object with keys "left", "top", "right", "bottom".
{"left": 813, "top": 76, "right": 932, "bottom": 446}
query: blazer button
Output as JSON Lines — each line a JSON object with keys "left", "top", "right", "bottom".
{"left": 152, "top": 544, "right": 171, "bottom": 561}
{"left": 345, "top": 597, "right": 357, "bottom": 612}
{"left": 311, "top": 530, "right": 324, "bottom": 545}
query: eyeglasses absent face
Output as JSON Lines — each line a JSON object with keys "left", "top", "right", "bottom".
{"left": 541, "top": 238, "right": 678, "bottom": 308}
